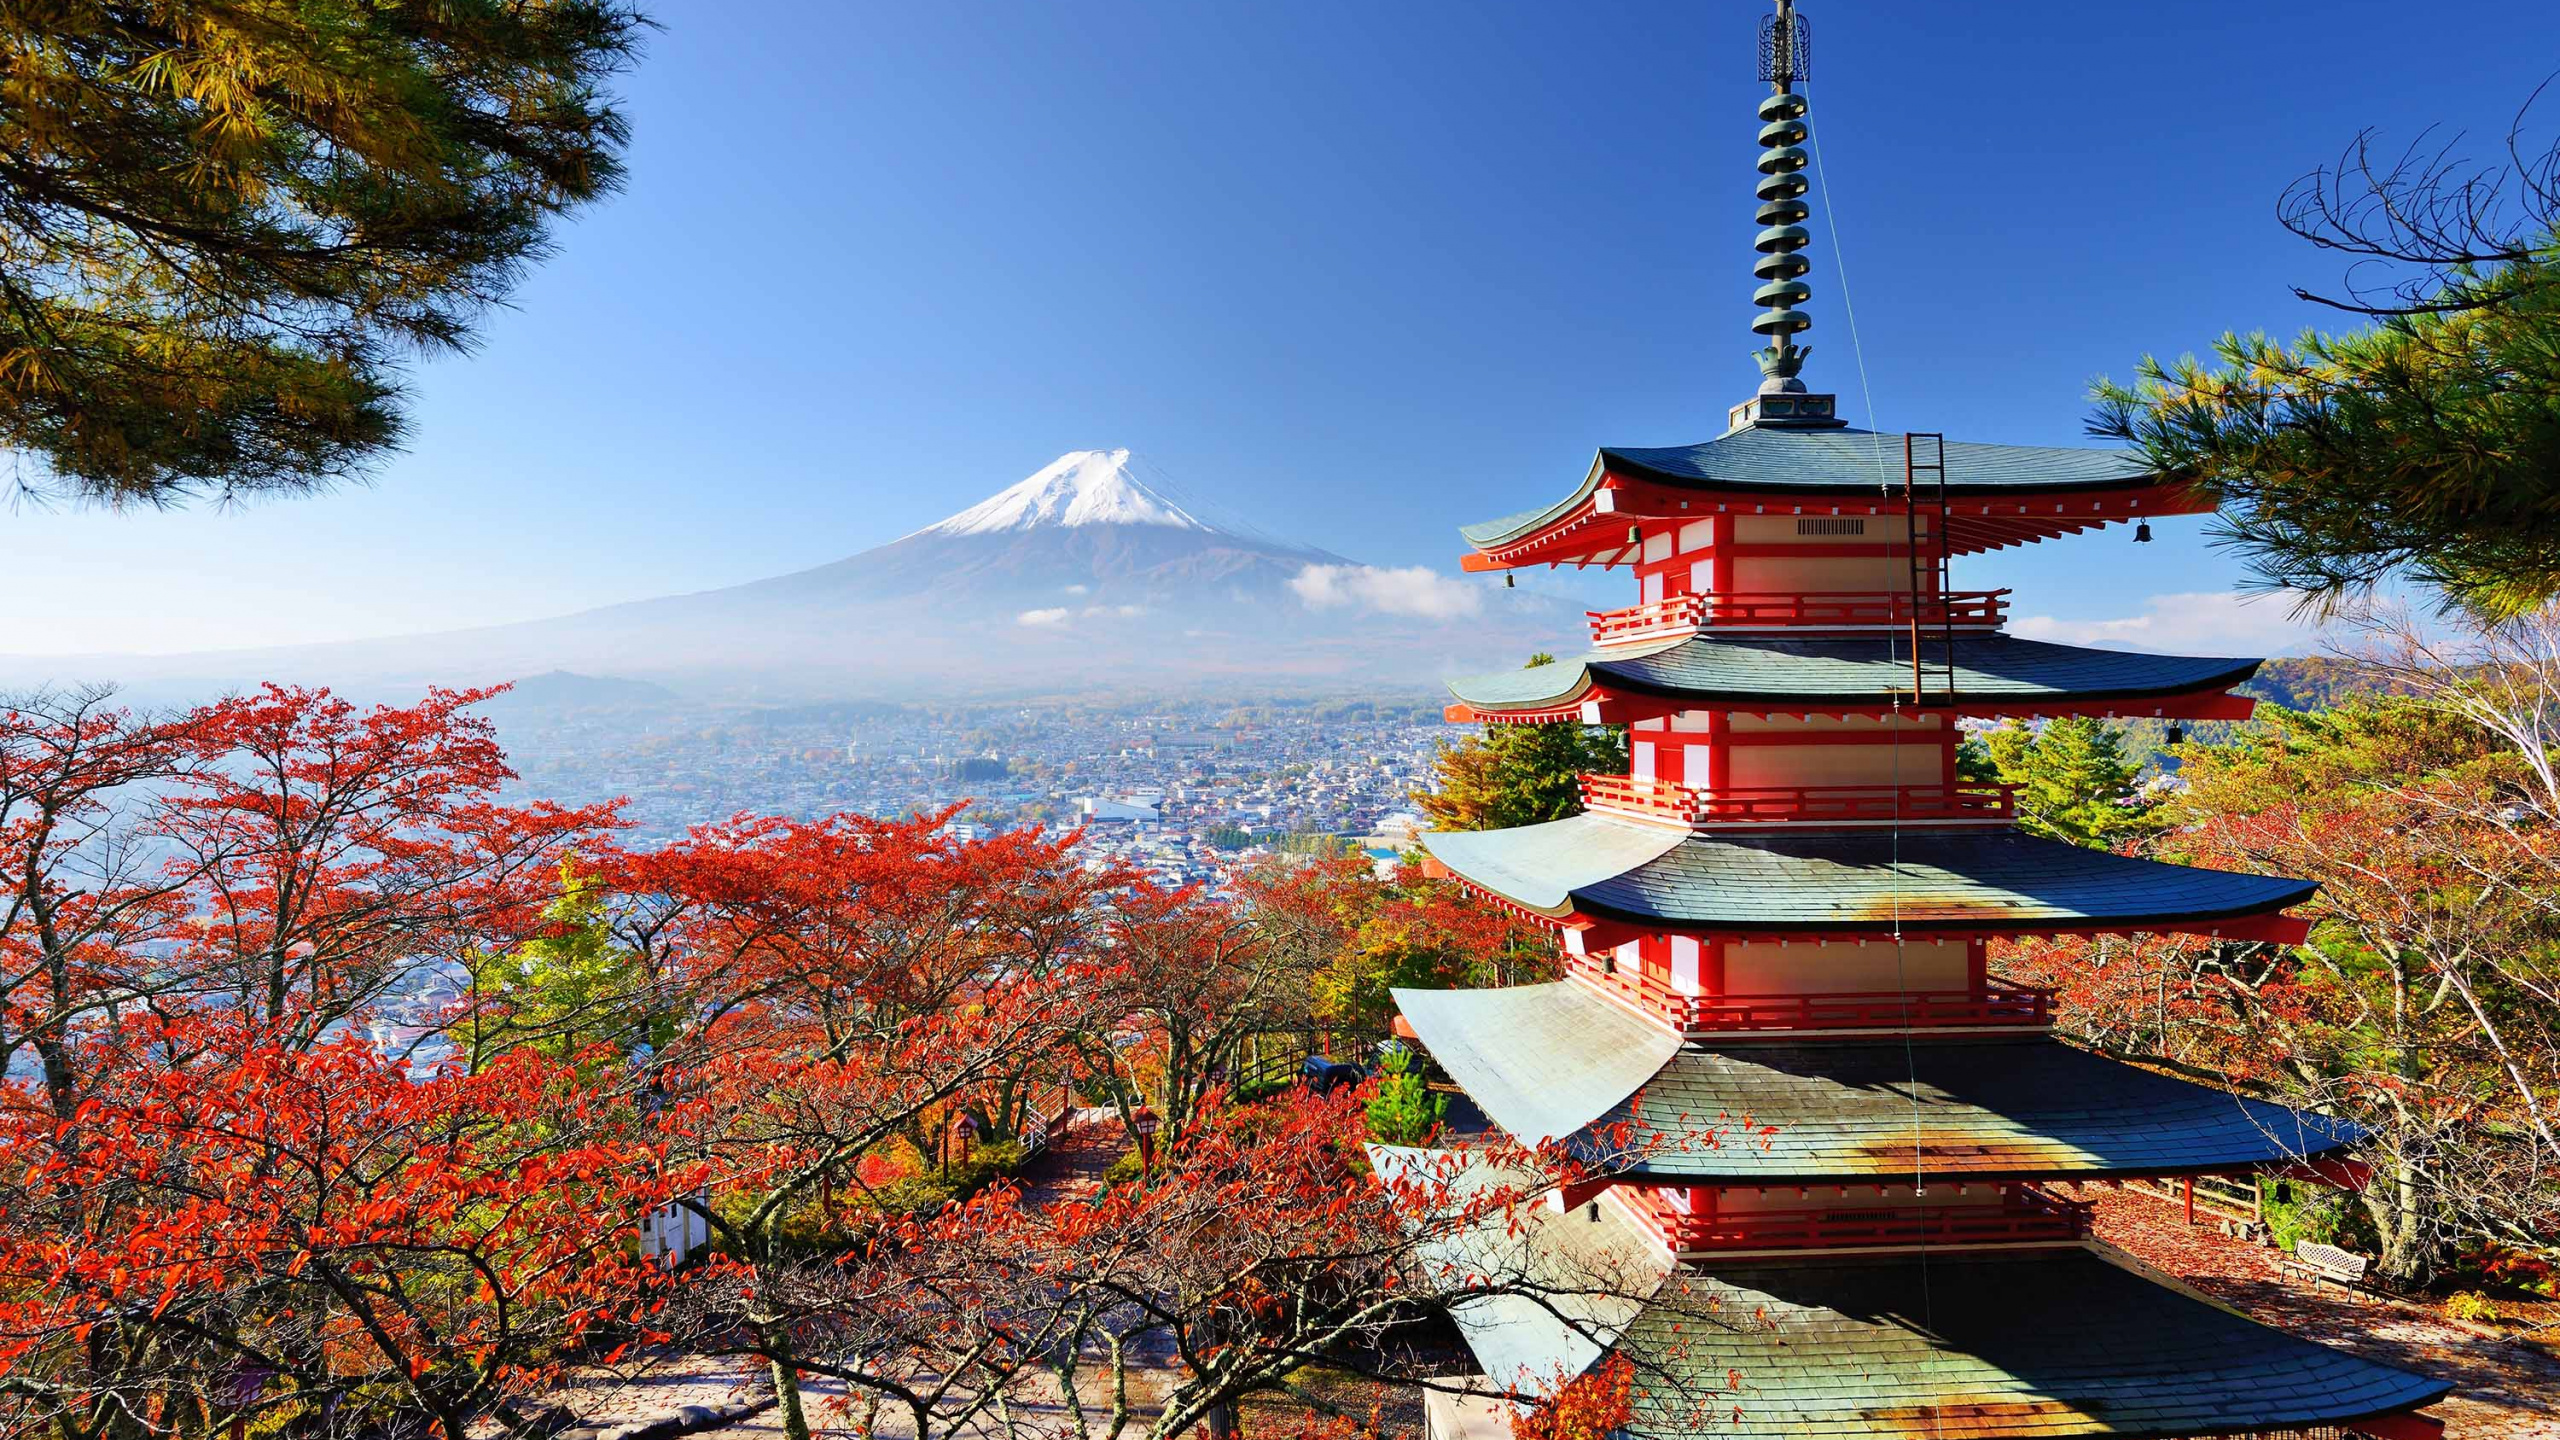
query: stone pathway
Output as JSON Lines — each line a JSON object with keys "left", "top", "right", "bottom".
{"left": 1014, "top": 1108, "right": 1131, "bottom": 1209}
{"left": 469, "top": 1354, "right": 773, "bottom": 1440}
{"left": 679, "top": 1116, "right": 1164, "bottom": 1440}
{"left": 2089, "top": 1191, "right": 2560, "bottom": 1439}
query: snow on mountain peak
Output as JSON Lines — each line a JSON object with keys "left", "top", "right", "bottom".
{"left": 917, "top": 450, "right": 1211, "bottom": 537}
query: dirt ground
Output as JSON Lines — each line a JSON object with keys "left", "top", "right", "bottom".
{"left": 2087, "top": 1191, "right": 2560, "bottom": 1440}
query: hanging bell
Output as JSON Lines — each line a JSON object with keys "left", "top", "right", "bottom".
{"left": 2133, "top": 520, "right": 2153, "bottom": 543}
{"left": 1626, "top": 524, "right": 1642, "bottom": 546}
{"left": 2166, "top": 722, "right": 2185, "bottom": 746}
{"left": 1504, "top": 572, "right": 1515, "bottom": 589}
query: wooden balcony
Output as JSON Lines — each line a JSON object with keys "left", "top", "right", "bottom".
{"left": 1581, "top": 775, "right": 2017, "bottom": 827}
{"left": 1619, "top": 1185, "right": 2090, "bottom": 1256}
{"left": 1689, "top": 987, "right": 2053, "bottom": 1033}
{"left": 1587, "top": 589, "right": 2010, "bottom": 646}
{"left": 1563, "top": 957, "right": 2054, "bottom": 1037}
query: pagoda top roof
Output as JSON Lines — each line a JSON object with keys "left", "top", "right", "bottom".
{"left": 1457, "top": 428, "right": 2194, "bottom": 565}
{"left": 1609, "top": 429, "right": 2150, "bottom": 492}
{"left": 1396, "top": 982, "right": 2360, "bottom": 1182}
{"left": 1446, "top": 634, "right": 2259, "bottom": 721}
{"left": 1418, "top": 815, "right": 2315, "bottom": 937}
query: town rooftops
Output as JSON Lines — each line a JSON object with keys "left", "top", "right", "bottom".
{"left": 1394, "top": 982, "right": 2361, "bottom": 1183}
{"left": 1418, "top": 814, "right": 2316, "bottom": 937}
{"left": 1444, "top": 634, "right": 2261, "bottom": 721}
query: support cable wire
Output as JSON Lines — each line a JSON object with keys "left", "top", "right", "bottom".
{"left": 1805, "top": 77, "right": 1940, "bottom": 1432}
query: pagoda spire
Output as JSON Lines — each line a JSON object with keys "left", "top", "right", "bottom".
{"left": 1751, "top": 0, "right": 1815, "bottom": 391}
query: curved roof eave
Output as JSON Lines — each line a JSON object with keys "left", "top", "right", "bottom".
{"left": 1392, "top": 980, "right": 2364, "bottom": 1184}
{"left": 1604, "top": 1035, "right": 2365, "bottom": 1182}
{"left": 1458, "top": 432, "right": 2181, "bottom": 553}
{"left": 1445, "top": 634, "right": 2264, "bottom": 715}
{"left": 1609, "top": 1249, "right": 2449, "bottom": 1439}
{"left": 1419, "top": 814, "right": 2317, "bottom": 937}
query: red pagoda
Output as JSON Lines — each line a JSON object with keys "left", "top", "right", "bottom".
{"left": 1389, "top": 6, "right": 2452, "bottom": 1437}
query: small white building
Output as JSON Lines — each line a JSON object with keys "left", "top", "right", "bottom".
{"left": 1079, "top": 796, "right": 1161, "bottom": 825}
{"left": 639, "top": 1196, "right": 710, "bottom": 1266}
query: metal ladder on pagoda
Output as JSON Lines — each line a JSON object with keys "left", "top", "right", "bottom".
{"left": 1901, "top": 433, "right": 1958, "bottom": 706}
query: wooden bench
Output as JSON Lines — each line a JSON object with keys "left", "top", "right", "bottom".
{"left": 2282, "top": 1240, "right": 2371, "bottom": 1294}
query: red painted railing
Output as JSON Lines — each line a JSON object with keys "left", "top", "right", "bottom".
{"left": 1587, "top": 589, "right": 2010, "bottom": 645}
{"left": 1581, "top": 775, "right": 2017, "bottom": 825}
{"left": 1568, "top": 951, "right": 1711, "bottom": 1032}
{"left": 1689, "top": 987, "right": 2053, "bottom": 1032}
{"left": 1562, "top": 960, "right": 2053, "bottom": 1036}
{"left": 1621, "top": 1186, "right": 2089, "bottom": 1255}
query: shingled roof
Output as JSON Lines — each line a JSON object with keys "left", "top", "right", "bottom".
{"left": 1620, "top": 1249, "right": 2448, "bottom": 1440}
{"left": 1419, "top": 815, "right": 2316, "bottom": 932}
{"left": 1381, "top": 1147, "right": 2444, "bottom": 1438}
{"left": 1607, "top": 1035, "right": 2362, "bottom": 1182}
{"left": 1394, "top": 983, "right": 2361, "bottom": 1183}
{"left": 1445, "top": 634, "right": 2261, "bottom": 714}
{"left": 1459, "top": 429, "right": 2159, "bottom": 551}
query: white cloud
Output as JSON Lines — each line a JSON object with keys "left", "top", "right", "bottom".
{"left": 1288, "top": 564, "right": 1482, "bottom": 621}
{"left": 2009, "top": 591, "right": 2330, "bottom": 655}
{"left": 1081, "top": 604, "right": 1144, "bottom": 619}
{"left": 1064, "top": 584, "right": 1090, "bottom": 596}
{"left": 1017, "top": 607, "right": 1071, "bottom": 626}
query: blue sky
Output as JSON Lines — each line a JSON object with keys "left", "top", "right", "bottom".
{"left": 10, "top": 0, "right": 2557, "bottom": 659}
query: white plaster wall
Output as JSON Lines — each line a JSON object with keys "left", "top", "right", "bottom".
{"left": 1726, "top": 743, "right": 1936, "bottom": 789}
{"left": 1730, "top": 553, "right": 1913, "bottom": 593}
{"left": 1722, "top": 938, "right": 1969, "bottom": 994}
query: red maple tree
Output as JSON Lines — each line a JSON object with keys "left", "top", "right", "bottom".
{"left": 0, "top": 684, "right": 637, "bottom": 1440}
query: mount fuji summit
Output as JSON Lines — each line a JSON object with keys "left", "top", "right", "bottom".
{"left": 25, "top": 450, "right": 1574, "bottom": 701}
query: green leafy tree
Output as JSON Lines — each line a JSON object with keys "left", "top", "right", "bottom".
{"left": 2092, "top": 95, "right": 2560, "bottom": 615}
{"left": 462, "top": 859, "right": 663, "bottom": 1070}
{"left": 1417, "top": 654, "right": 1627, "bottom": 832}
{"left": 1962, "top": 717, "right": 2155, "bottom": 848}
{"left": 2092, "top": 266, "right": 2560, "bottom": 615}
{"left": 0, "top": 0, "right": 647, "bottom": 507}
{"left": 1362, "top": 1045, "right": 1443, "bottom": 1145}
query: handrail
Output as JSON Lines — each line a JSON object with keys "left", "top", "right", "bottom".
{"left": 1587, "top": 589, "right": 2009, "bottom": 645}
{"left": 1688, "top": 987, "right": 2053, "bottom": 1032}
{"left": 1581, "top": 775, "right": 2017, "bottom": 825}
{"left": 1563, "top": 961, "right": 2054, "bottom": 1036}
{"left": 1629, "top": 1189, "right": 2090, "bottom": 1254}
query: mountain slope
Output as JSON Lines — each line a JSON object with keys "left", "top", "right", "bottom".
{"left": 8, "top": 449, "right": 1575, "bottom": 700}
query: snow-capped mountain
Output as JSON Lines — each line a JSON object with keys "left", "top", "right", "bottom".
{"left": 911, "top": 449, "right": 1207, "bottom": 536}
{"left": 11, "top": 450, "right": 1575, "bottom": 700}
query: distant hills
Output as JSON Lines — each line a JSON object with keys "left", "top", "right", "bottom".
{"left": 2239, "top": 656, "right": 2407, "bottom": 712}
{"left": 474, "top": 670, "right": 680, "bottom": 713}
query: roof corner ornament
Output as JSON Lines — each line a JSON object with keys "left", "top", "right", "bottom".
{"left": 1752, "top": 0, "right": 1814, "bottom": 393}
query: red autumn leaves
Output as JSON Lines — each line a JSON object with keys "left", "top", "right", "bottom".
{"left": 2, "top": 684, "right": 1671, "bottom": 1440}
